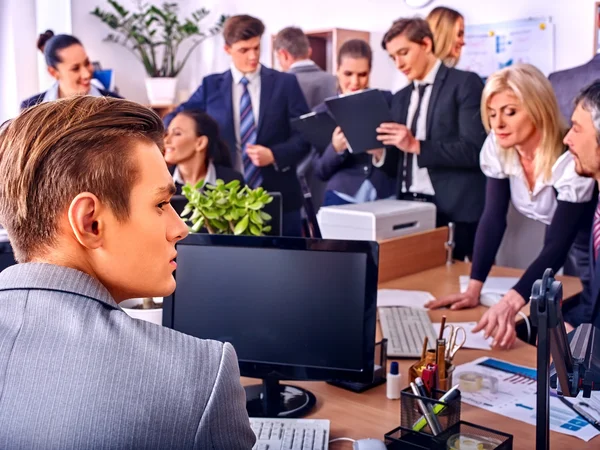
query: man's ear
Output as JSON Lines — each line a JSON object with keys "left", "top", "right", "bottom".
{"left": 308, "top": 47, "right": 313, "bottom": 59}
{"left": 67, "top": 193, "right": 104, "bottom": 250}
{"left": 224, "top": 44, "right": 232, "bottom": 56}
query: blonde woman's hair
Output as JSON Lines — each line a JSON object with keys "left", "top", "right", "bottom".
{"left": 426, "top": 6, "right": 463, "bottom": 67}
{"left": 481, "top": 63, "right": 566, "bottom": 181}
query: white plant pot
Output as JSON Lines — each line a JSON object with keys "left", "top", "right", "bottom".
{"left": 120, "top": 297, "right": 164, "bottom": 326}
{"left": 145, "top": 77, "right": 177, "bottom": 106}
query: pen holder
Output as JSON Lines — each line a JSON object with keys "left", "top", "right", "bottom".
{"left": 400, "top": 387, "right": 461, "bottom": 436}
{"left": 385, "top": 420, "right": 513, "bottom": 450}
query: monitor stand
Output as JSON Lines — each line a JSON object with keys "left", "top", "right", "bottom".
{"left": 245, "top": 377, "right": 316, "bottom": 418}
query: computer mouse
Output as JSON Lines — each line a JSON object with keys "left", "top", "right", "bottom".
{"left": 353, "top": 438, "right": 387, "bottom": 450}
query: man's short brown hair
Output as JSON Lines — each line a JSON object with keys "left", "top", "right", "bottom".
{"left": 273, "top": 27, "right": 310, "bottom": 59}
{"left": 381, "top": 17, "right": 436, "bottom": 54}
{"left": 0, "top": 96, "right": 165, "bottom": 262}
{"left": 223, "top": 14, "right": 265, "bottom": 46}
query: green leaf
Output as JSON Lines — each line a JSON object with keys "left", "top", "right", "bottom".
{"left": 251, "top": 211, "right": 263, "bottom": 224}
{"left": 216, "top": 197, "right": 228, "bottom": 206}
{"left": 225, "top": 179, "right": 240, "bottom": 189}
{"left": 262, "top": 226, "right": 272, "bottom": 233}
{"left": 191, "top": 219, "right": 204, "bottom": 232}
{"left": 180, "top": 206, "right": 192, "bottom": 217}
{"left": 190, "top": 209, "right": 202, "bottom": 221}
{"left": 249, "top": 224, "right": 261, "bottom": 236}
{"left": 203, "top": 210, "right": 220, "bottom": 220}
{"left": 194, "top": 179, "right": 205, "bottom": 190}
{"left": 234, "top": 215, "right": 249, "bottom": 235}
{"left": 216, "top": 179, "right": 224, "bottom": 186}
{"left": 259, "top": 211, "right": 272, "bottom": 221}
{"left": 248, "top": 202, "right": 263, "bottom": 211}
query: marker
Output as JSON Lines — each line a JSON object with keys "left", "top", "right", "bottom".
{"left": 410, "top": 382, "right": 442, "bottom": 435}
{"left": 412, "top": 384, "right": 460, "bottom": 432}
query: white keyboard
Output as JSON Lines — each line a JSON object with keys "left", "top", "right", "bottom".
{"left": 379, "top": 306, "right": 438, "bottom": 357}
{"left": 250, "top": 417, "right": 330, "bottom": 450}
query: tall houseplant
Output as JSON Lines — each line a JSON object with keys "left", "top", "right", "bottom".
{"left": 91, "top": 0, "right": 226, "bottom": 104}
{"left": 181, "top": 180, "right": 273, "bottom": 236}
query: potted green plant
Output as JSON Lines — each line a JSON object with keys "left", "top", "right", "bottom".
{"left": 91, "top": 0, "right": 226, "bottom": 105}
{"left": 181, "top": 179, "right": 273, "bottom": 236}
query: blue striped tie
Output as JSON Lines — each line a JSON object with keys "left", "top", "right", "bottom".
{"left": 240, "top": 76, "right": 263, "bottom": 188}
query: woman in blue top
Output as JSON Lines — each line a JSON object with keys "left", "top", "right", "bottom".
{"left": 21, "top": 34, "right": 120, "bottom": 110}
{"left": 313, "top": 39, "right": 395, "bottom": 206}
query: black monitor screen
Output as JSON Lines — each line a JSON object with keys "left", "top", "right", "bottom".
{"left": 165, "top": 235, "right": 378, "bottom": 383}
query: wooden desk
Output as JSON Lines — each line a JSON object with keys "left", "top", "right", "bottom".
{"left": 379, "top": 261, "right": 583, "bottom": 322}
{"left": 242, "top": 262, "right": 587, "bottom": 449}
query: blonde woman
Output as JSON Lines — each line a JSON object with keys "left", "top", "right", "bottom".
{"left": 426, "top": 6, "right": 465, "bottom": 67}
{"left": 426, "top": 64, "right": 596, "bottom": 348}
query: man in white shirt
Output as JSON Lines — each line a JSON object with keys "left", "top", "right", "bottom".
{"left": 165, "top": 15, "right": 311, "bottom": 236}
{"left": 375, "top": 17, "right": 487, "bottom": 260}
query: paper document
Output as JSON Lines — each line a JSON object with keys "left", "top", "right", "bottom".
{"left": 459, "top": 276, "right": 519, "bottom": 294}
{"left": 454, "top": 357, "right": 600, "bottom": 442}
{"left": 564, "top": 391, "right": 600, "bottom": 424}
{"left": 376, "top": 289, "right": 434, "bottom": 309}
{"left": 432, "top": 321, "right": 492, "bottom": 350}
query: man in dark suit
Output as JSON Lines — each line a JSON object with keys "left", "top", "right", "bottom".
{"left": 549, "top": 54, "right": 600, "bottom": 124}
{"left": 563, "top": 81, "right": 600, "bottom": 328}
{"left": 273, "top": 26, "right": 338, "bottom": 211}
{"left": 375, "top": 18, "right": 487, "bottom": 260}
{"left": 165, "top": 15, "right": 311, "bottom": 236}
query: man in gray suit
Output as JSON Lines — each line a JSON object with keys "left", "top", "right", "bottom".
{"left": 0, "top": 97, "right": 255, "bottom": 449}
{"left": 549, "top": 54, "right": 600, "bottom": 124}
{"left": 274, "top": 27, "right": 337, "bottom": 211}
{"left": 274, "top": 26, "right": 337, "bottom": 109}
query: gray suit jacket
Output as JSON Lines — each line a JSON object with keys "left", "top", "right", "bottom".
{"left": 288, "top": 62, "right": 337, "bottom": 110}
{"left": 0, "top": 263, "right": 255, "bottom": 449}
{"left": 549, "top": 54, "right": 600, "bottom": 123}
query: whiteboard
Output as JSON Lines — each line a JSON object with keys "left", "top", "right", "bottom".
{"left": 457, "top": 18, "right": 555, "bottom": 78}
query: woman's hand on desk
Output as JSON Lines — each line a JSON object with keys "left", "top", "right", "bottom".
{"left": 472, "top": 290, "right": 526, "bottom": 349}
{"left": 425, "top": 280, "right": 483, "bottom": 310}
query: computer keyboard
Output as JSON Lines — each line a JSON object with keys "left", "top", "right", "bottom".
{"left": 250, "top": 417, "right": 330, "bottom": 450}
{"left": 379, "top": 306, "right": 438, "bottom": 358}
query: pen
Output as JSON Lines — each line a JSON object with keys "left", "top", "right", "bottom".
{"left": 410, "top": 382, "right": 442, "bottom": 435}
{"left": 415, "top": 377, "right": 430, "bottom": 397}
{"left": 573, "top": 403, "right": 600, "bottom": 432}
{"left": 412, "top": 384, "right": 460, "bottom": 432}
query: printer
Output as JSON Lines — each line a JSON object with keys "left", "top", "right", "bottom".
{"left": 317, "top": 199, "right": 436, "bottom": 241}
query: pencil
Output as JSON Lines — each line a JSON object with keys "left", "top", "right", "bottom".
{"left": 438, "top": 315, "right": 447, "bottom": 340}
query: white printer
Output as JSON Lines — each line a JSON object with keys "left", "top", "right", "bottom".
{"left": 317, "top": 199, "right": 436, "bottom": 241}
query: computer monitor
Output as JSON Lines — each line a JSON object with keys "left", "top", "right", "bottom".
{"left": 170, "top": 192, "right": 283, "bottom": 236}
{"left": 163, "top": 234, "right": 378, "bottom": 418}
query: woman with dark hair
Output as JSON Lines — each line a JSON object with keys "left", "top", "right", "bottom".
{"left": 313, "top": 39, "right": 395, "bottom": 206}
{"left": 21, "top": 34, "right": 120, "bottom": 110}
{"left": 165, "top": 110, "right": 244, "bottom": 193}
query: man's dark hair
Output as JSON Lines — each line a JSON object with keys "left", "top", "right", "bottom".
{"left": 381, "top": 17, "right": 435, "bottom": 54}
{"left": 223, "top": 15, "right": 265, "bottom": 46}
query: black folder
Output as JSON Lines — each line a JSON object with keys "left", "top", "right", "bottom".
{"left": 324, "top": 89, "right": 393, "bottom": 154}
{"left": 291, "top": 111, "right": 337, "bottom": 153}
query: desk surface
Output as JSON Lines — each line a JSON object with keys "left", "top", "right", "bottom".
{"left": 243, "top": 263, "right": 588, "bottom": 449}
{"left": 379, "top": 261, "right": 583, "bottom": 322}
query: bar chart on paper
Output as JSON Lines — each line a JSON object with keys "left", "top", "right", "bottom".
{"left": 454, "top": 357, "right": 600, "bottom": 441}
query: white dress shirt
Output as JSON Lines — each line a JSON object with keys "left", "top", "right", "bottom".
{"left": 231, "top": 64, "right": 261, "bottom": 172}
{"left": 172, "top": 161, "right": 217, "bottom": 187}
{"left": 480, "top": 132, "right": 595, "bottom": 225}
{"left": 404, "top": 59, "right": 441, "bottom": 195}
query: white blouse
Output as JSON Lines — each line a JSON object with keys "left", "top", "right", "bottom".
{"left": 479, "top": 133, "right": 595, "bottom": 225}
